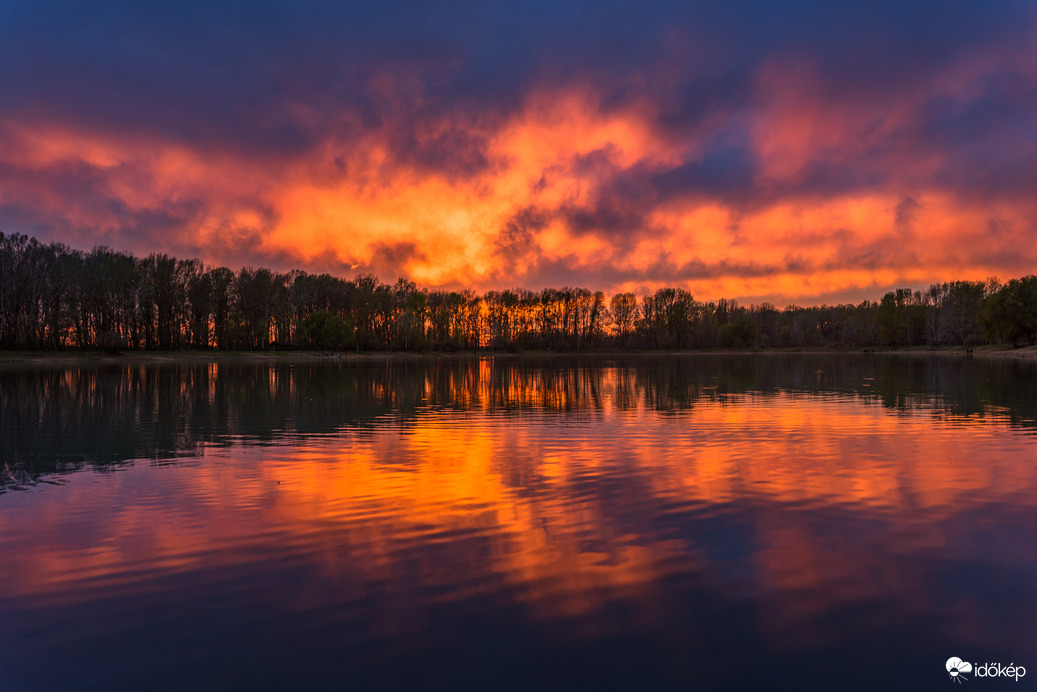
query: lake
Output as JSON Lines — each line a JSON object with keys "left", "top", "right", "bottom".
{"left": 1, "top": 354, "right": 1035, "bottom": 690}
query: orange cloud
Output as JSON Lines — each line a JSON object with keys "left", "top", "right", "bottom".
{"left": 3, "top": 66, "right": 1037, "bottom": 305}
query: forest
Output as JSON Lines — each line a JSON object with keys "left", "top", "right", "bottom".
{"left": 2, "top": 231, "right": 1035, "bottom": 353}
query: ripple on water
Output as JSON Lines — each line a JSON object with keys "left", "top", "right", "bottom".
{"left": 1, "top": 356, "right": 1036, "bottom": 691}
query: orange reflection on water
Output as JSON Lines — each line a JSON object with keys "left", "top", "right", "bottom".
{"left": 2, "top": 382, "right": 1035, "bottom": 632}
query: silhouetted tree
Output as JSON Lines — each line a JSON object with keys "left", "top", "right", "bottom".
{"left": 980, "top": 276, "right": 1037, "bottom": 347}
{"left": 6, "top": 231, "right": 1037, "bottom": 354}
{"left": 943, "top": 280, "right": 986, "bottom": 347}
{"left": 876, "top": 289, "right": 912, "bottom": 346}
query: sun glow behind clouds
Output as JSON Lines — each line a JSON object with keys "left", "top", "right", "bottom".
{"left": 2, "top": 1, "right": 1037, "bottom": 303}
{"left": 263, "top": 90, "right": 672, "bottom": 285}
{"left": 3, "top": 91, "right": 1034, "bottom": 305}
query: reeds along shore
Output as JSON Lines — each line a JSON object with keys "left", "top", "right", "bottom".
{"left": 2, "top": 231, "right": 1036, "bottom": 353}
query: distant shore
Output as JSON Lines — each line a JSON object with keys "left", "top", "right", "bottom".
{"left": 1, "top": 344, "right": 1035, "bottom": 368}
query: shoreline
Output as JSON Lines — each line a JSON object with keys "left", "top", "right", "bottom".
{"left": 1, "top": 344, "right": 1035, "bottom": 368}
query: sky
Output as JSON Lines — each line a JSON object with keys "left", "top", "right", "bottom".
{"left": 1, "top": 1, "right": 1036, "bottom": 305}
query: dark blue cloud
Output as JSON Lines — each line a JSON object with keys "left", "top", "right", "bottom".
{"left": 4, "top": 0, "right": 1033, "bottom": 159}
{"left": 912, "top": 75, "right": 1037, "bottom": 199}
{"left": 651, "top": 140, "right": 759, "bottom": 204}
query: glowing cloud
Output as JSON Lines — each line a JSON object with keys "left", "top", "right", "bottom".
{"left": 1, "top": 1, "right": 1036, "bottom": 303}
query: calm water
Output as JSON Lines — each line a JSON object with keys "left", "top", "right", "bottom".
{"left": 1, "top": 354, "right": 1035, "bottom": 691}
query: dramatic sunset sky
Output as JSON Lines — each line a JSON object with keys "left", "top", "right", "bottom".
{"left": 2, "top": 1, "right": 1035, "bottom": 304}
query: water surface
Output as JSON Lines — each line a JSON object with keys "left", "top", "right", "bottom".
{"left": 1, "top": 355, "right": 1035, "bottom": 690}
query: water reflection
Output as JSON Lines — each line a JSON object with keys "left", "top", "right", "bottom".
{"left": 0, "top": 355, "right": 1035, "bottom": 691}
{"left": 3, "top": 355, "right": 1036, "bottom": 483}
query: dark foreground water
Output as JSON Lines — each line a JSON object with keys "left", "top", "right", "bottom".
{"left": 1, "top": 354, "right": 1035, "bottom": 691}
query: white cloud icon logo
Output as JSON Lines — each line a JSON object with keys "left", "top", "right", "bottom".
{"left": 946, "top": 657, "right": 973, "bottom": 683}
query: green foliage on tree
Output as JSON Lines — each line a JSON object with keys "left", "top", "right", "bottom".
{"left": 980, "top": 276, "right": 1037, "bottom": 347}
{"left": 876, "top": 289, "right": 908, "bottom": 346}
{"left": 300, "top": 309, "right": 355, "bottom": 350}
{"left": 719, "top": 313, "right": 758, "bottom": 348}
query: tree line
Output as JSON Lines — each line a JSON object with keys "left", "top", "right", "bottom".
{"left": 2, "top": 231, "right": 1035, "bottom": 352}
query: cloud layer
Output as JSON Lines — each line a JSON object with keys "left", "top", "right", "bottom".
{"left": 2, "top": 0, "right": 1036, "bottom": 303}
